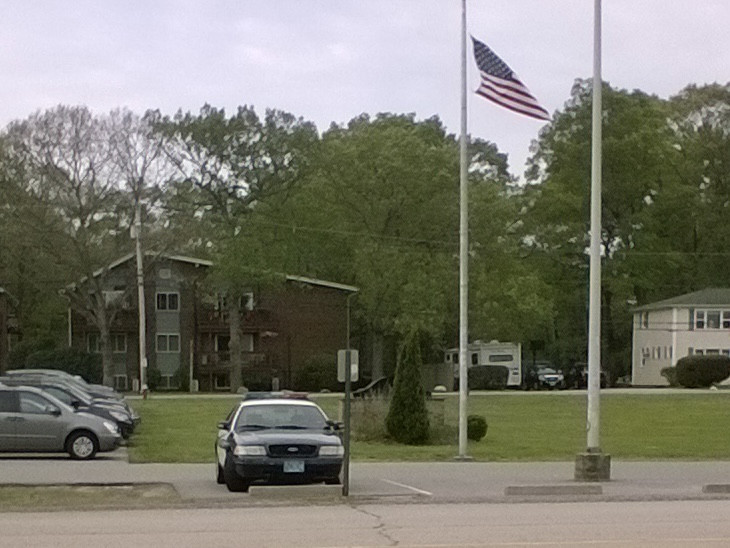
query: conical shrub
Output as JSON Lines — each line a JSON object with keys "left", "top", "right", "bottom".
{"left": 386, "top": 330, "right": 430, "bottom": 444}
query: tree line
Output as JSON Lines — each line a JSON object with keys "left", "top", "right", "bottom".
{"left": 0, "top": 80, "right": 728, "bottom": 386}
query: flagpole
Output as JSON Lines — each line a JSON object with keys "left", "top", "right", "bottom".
{"left": 456, "top": 0, "right": 470, "bottom": 460}
{"left": 575, "top": 0, "right": 611, "bottom": 481}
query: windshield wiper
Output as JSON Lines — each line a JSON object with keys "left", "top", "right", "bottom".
{"left": 274, "top": 424, "right": 308, "bottom": 430}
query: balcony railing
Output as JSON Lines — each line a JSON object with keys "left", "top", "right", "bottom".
{"left": 198, "top": 351, "right": 267, "bottom": 368}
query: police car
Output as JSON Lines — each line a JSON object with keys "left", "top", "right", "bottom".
{"left": 215, "top": 393, "right": 344, "bottom": 492}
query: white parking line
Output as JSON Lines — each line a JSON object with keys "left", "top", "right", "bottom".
{"left": 381, "top": 478, "right": 433, "bottom": 496}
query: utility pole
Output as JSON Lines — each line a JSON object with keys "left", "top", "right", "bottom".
{"left": 134, "top": 200, "right": 147, "bottom": 395}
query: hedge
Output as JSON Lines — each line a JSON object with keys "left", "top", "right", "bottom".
{"left": 675, "top": 355, "right": 730, "bottom": 388}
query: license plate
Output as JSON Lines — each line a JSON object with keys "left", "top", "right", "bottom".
{"left": 283, "top": 460, "right": 304, "bottom": 473}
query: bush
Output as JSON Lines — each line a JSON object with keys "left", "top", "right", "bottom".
{"left": 7, "top": 338, "right": 57, "bottom": 370}
{"left": 173, "top": 367, "right": 190, "bottom": 392}
{"left": 675, "top": 355, "right": 730, "bottom": 388}
{"left": 467, "top": 414, "right": 488, "bottom": 441}
{"left": 146, "top": 366, "right": 162, "bottom": 391}
{"left": 468, "top": 366, "right": 509, "bottom": 390}
{"left": 660, "top": 367, "right": 679, "bottom": 387}
{"left": 386, "top": 331, "right": 430, "bottom": 445}
{"left": 294, "top": 354, "right": 339, "bottom": 392}
{"left": 22, "top": 347, "right": 102, "bottom": 384}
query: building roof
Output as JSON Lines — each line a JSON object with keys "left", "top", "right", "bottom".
{"left": 633, "top": 288, "right": 730, "bottom": 311}
{"left": 66, "top": 253, "right": 358, "bottom": 294}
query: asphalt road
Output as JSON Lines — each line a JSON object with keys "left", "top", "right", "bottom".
{"left": 3, "top": 499, "right": 730, "bottom": 547}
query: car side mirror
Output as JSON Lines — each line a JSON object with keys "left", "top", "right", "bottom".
{"left": 326, "top": 420, "right": 343, "bottom": 431}
{"left": 217, "top": 421, "right": 230, "bottom": 430}
{"left": 46, "top": 406, "right": 62, "bottom": 417}
{"left": 71, "top": 400, "right": 81, "bottom": 410}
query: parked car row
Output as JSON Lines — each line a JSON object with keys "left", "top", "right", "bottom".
{"left": 0, "top": 369, "right": 138, "bottom": 459}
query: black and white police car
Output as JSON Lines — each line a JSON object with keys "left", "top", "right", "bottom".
{"left": 215, "top": 393, "right": 344, "bottom": 492}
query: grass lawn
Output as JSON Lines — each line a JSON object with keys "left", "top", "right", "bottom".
{"left": 126, "top": 391, "right": 730, "bottom": 463}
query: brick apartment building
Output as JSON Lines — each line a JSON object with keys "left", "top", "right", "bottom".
{"left": 66, "top": 254, "right": 357, "bottom": 391}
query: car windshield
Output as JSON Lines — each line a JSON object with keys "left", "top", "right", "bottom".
{"left": 539, "top": 368, "right": 557, "bottom": 374}
{"left": 234, "top": 404, "right": 328, "bottom": 431}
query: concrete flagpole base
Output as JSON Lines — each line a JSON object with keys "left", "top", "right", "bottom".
{"left": 575, "top": 451, "right": 611, "bottom": 482}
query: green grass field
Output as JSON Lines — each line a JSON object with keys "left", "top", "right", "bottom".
{"left": 126, "top": 391, "right": 730, "bottom": 463}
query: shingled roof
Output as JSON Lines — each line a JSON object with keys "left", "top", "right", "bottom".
{"left": 633, "top": 288, "right": 730, "bottom": 311}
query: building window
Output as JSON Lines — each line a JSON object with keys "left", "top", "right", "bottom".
{"left": 156, "top": 333, "right": 180, "bottom": 353}
{"left": 694, "top": 309, "right": 728, "bottom": 330}
{"left": 156, "top": 292, "right": 179, "bottom": 311}
{"left": 111, "top": 333, "right": 127, "bottom": 353}
{"left": 642, "top": 312, "right": 649, "bottom": 329}
{"left": 114, "top": 375, "right": 128, "bottom": 391}
{"left": 87, "top": 333, "right": 100, "bottom": 353}
{"left": 707, "top": 311, "right": 721, "bottom": 329}
{"left": 471, "top": 353, "right": 479, "bottom": 365}
{"left": 214, "top": 373, "right": 230, "bottom": 390}
{"left": 706, "top": 349, "right": 720, "bottom": 355}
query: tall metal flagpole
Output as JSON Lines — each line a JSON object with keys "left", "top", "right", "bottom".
{"left": 457, "top": 0, "right": 470, "bottom": 459}
{"left": 576, "top": 0, "right": 610, "bottom": 481}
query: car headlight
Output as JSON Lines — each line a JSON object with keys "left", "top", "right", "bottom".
{"left": 103, "top": 421, "right": 120, "bottom": 435}
{"left": 319, "top": 445, "right": 344, "bottom": 457}
{"left": 233, "top": 445, "right": 267, "bottom": 456}
{"left": 109, "top": 410, "right": 129, "bottom": 422}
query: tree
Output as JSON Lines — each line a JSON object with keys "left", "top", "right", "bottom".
{"left": 286, "top": 114, "right": 512, "bottom": 376}
{"left": 386, "top": 330, "right": 430, "bottom": 445}
{"left": 4, "top": 106, "right": 136, "bottom": 386}
{"left": 523, "top": 80, "right": 678, "bottom": 378}
{"left": 156, "top": 105, "right": 318, "bottom": 391}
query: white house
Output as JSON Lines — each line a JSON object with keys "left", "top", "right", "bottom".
{"left": 631, "top": 288, "right": 730, "bottom": 385}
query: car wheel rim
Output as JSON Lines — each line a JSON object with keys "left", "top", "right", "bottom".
{"left": 73, "top": 437, "right": 94, "bottom": 458}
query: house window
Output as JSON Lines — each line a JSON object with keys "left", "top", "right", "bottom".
{"left": 694, "top": 309, "right": 726, "bottom": 330}
{"left": 707, "top": 311, "right": 721, "bottom": 329}
{"left": 706, "top": 349, "right": 720, "bottom": 355}
{"left": 87, "top": 333, "right": 100, "bottom": 353}
{"left": 471, "top": 353, "right": 479, "bottom": 365}
{"left": 642, "top": 312, "right": 649, "bottom": 329}
{"left": 156, "top": 292, "right": 179, "bottom": 311}
{"left": 111, "top": 333, "right": 127, "bottom": 353}
{"left": 722, "top": 350, "right": 730, "bottom": 357}
{"left": 695, "top": 349, "right": 704, "bottom": 355}
{"left": 161, "top": 374, "right": 178, "bottom": 389}
{"left": 156, "top": 333, "right": 180, "bottom": 353}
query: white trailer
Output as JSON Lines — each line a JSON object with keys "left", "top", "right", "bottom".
{"left": 446, "top": 340, "right": 522, "bottom": 388}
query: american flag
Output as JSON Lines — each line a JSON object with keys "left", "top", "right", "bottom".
{"left": 472, "top": 37, "right": 550, "bottom": 121}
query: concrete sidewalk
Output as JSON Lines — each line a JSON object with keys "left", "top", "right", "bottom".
{"left": 2, "top": 448, "right": 730, "bottom": 505}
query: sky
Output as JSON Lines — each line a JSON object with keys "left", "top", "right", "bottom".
{"left": 1, "top": 1, "right": 727, "bottom": 178}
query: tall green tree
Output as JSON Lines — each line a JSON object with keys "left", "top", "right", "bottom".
{"left": 523, "top": 80, "right": 678, "bottom": 378}
{"left": 4, "top": 106, "right": 141, "bottom": 385}
{"left": 156, "top": 105, "right": 318, "bottom": 391}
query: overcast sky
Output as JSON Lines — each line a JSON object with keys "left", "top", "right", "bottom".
{"left": 1, "top": 1, "right": 727, "bottom": 178}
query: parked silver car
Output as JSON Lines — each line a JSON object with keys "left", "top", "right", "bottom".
{"left": 0, "top": 384, "right": 121, "bottom": 459}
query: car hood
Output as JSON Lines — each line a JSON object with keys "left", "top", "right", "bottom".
{"left": 232, "top": 429, "right": 341, "bottom": 446}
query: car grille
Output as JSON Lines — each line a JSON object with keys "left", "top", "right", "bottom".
{"left": 268, "top": 444, "right": 317, "bottom": 457}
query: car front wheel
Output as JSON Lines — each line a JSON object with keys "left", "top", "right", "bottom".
{"left": 223, "top": 454, "right": 250, "bottom": 492}
{"left": 66, "top": 430, "right": 99, "bottom": 460}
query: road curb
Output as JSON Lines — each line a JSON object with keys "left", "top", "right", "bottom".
{"left": 504, "top": 484, "right": 603, "bottom": 496}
